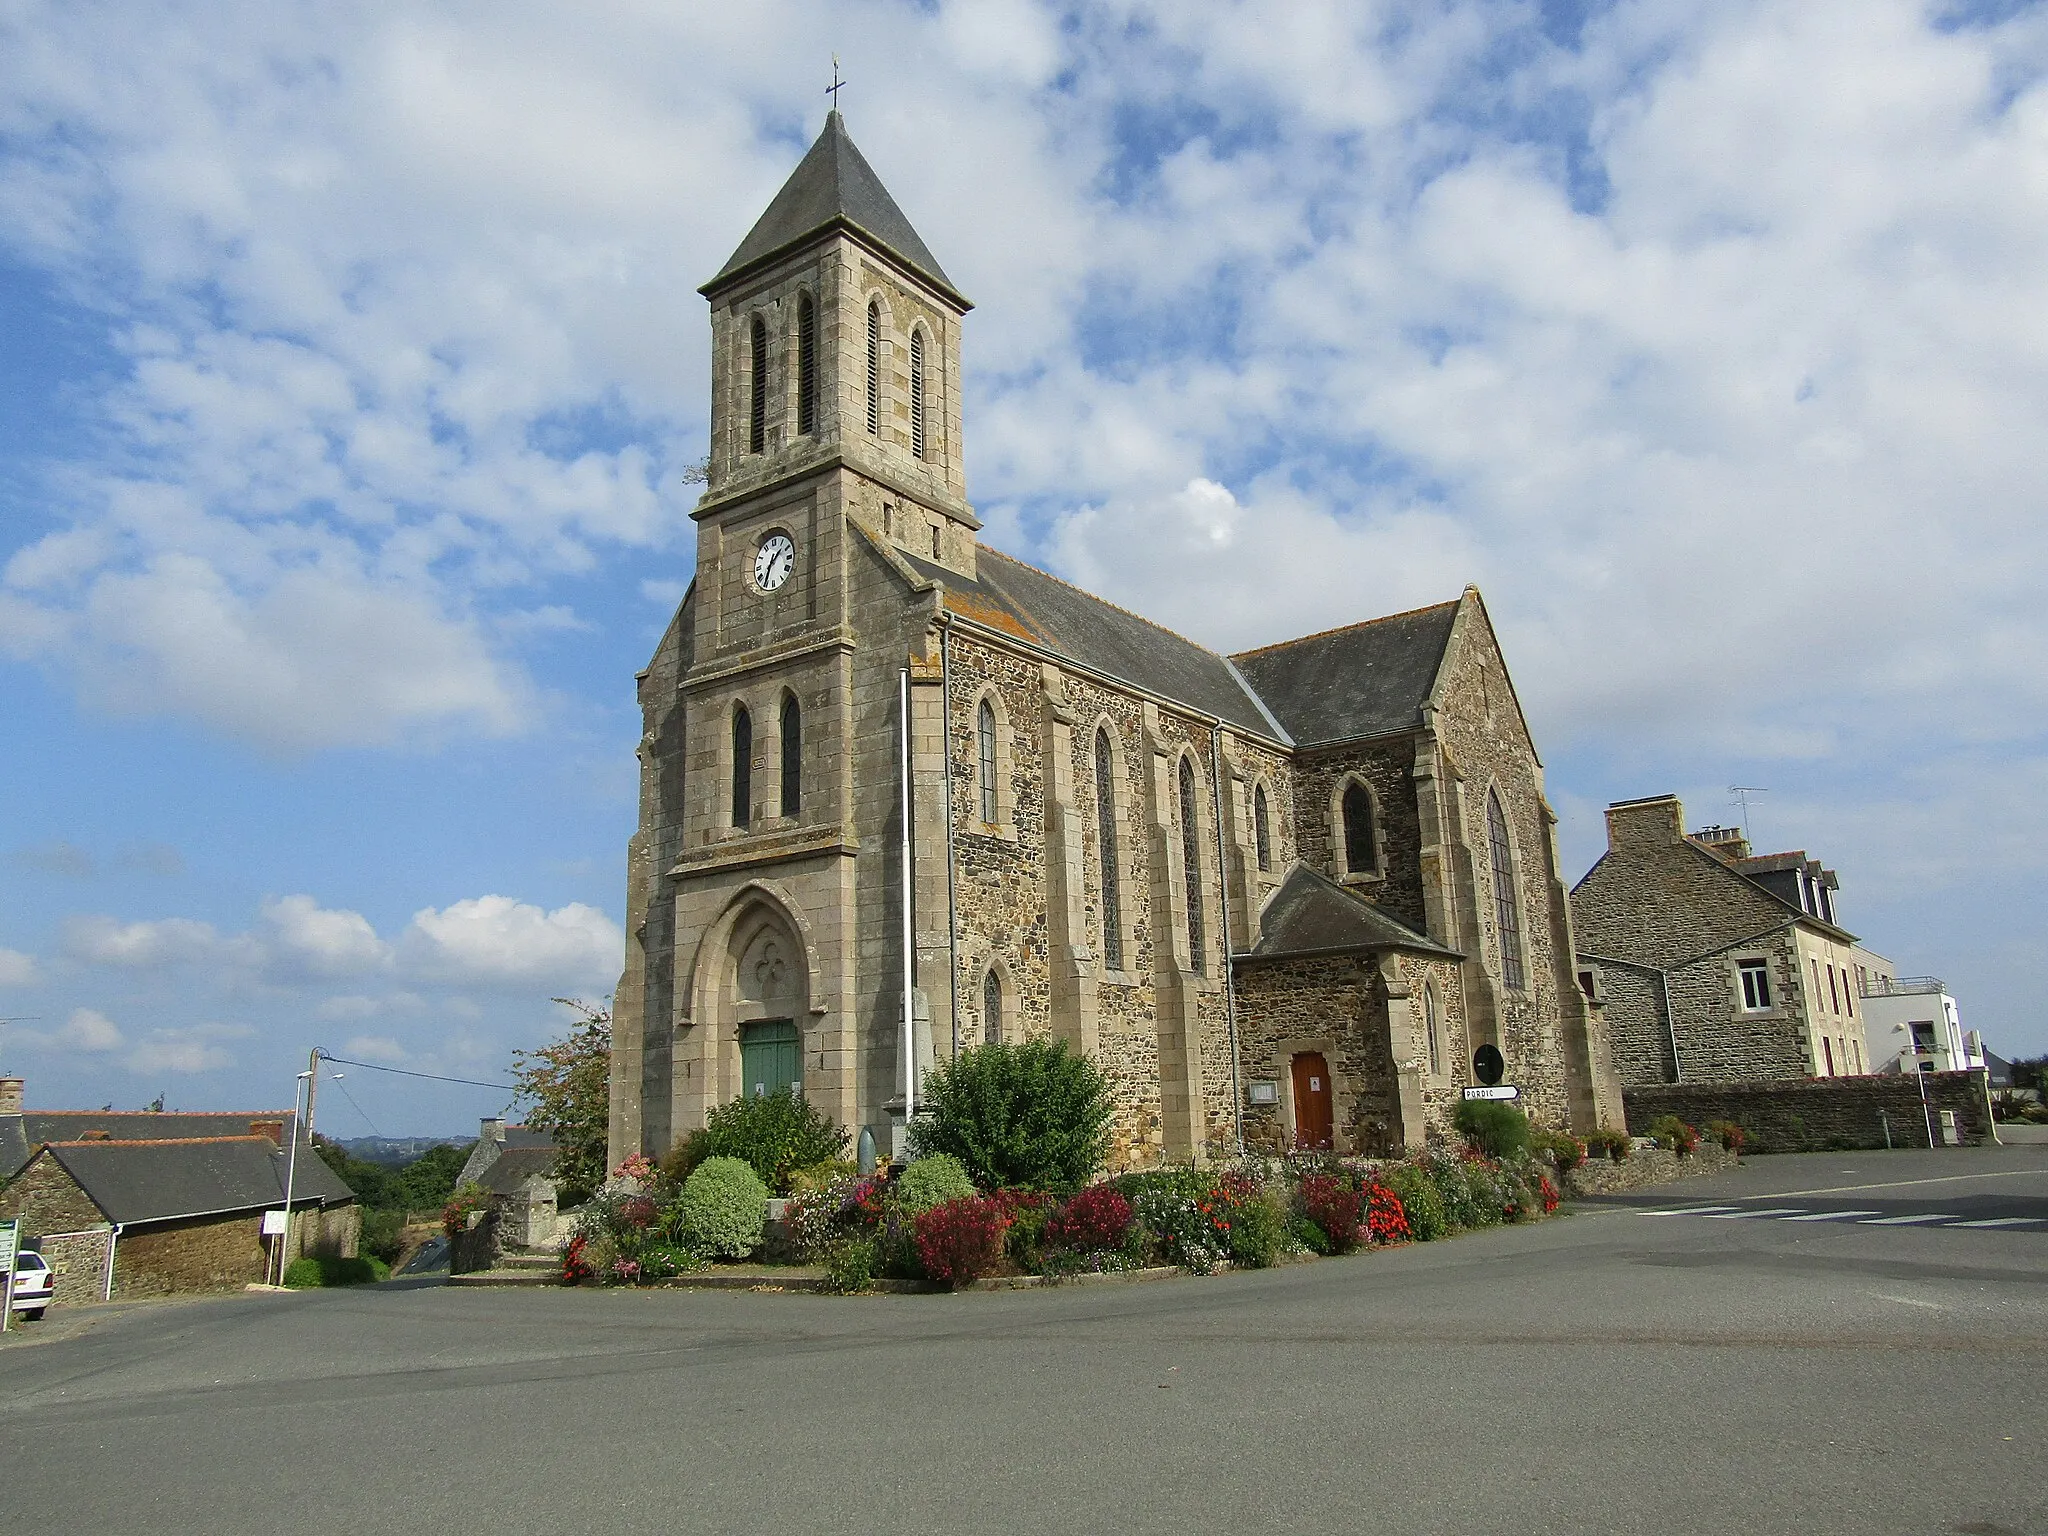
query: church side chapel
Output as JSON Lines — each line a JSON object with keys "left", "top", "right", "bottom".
{"left": 608, "top": 110, "right": 1624, "bottom": 1174}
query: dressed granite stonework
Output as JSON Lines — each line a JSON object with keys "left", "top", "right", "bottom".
{"left": 608, "top": 113, "right": 1624, "bottom": 1172}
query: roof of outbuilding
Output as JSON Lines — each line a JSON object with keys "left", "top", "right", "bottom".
{"left": 479, "top": 1146, "right": 559, "bottom": 1196}
{"left": 1, "top": 1109, "right": 300, "bottom": 1179}
{"left": 704, "top": 111, "right": 964, "bottom": 305}
{"left": 1229, "top": 601, "right": 1462, "bottom": 747}
{"left": 901, "top": 546, "right": 1283, "bottom": 739}
{"left": 1242, "top": 864, "right": 1460, "bottom": 962}
{"left": 36, "top": 1135, "right": 355, "bottom": 1227}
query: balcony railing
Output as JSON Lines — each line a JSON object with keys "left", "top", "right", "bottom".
{"left": 1862, "top": 975, "right": 1945, "bottom": 998}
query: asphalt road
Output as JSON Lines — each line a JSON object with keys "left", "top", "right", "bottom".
{"left": 3, "top": 1147, "right": 2045, "bottom": 1536}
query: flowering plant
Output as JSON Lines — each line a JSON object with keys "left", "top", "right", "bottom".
{"left": 1360, "top": 1180, "right": 1411, "bottom": 1245}
{"left": 612, "top": 1153, "right": 656, "bottom": 1183}
{"left": 1298, "top": 1174, "right": 1366, "bottom": 1253}
{"left": 912, "top": 1195, "right": 1011, "bottom": 1288}
{"left": 440, "top": 1182, "right": 493, "bottom": 1237}
{"left": 1044, "top": 1185, "right": 1132, "bottom": 1252}
{"left": 561, "top": 1233, "right": 593, "bottom": 1285}
{"left": 1538, "top": 1173, "right": 1560, "bottom": 1215}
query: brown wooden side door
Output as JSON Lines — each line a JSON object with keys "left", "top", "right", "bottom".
{"left": 1292, "top": 1052, "right": 1333, "bottom": 1151}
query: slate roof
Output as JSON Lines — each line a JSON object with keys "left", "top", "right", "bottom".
{"left": 1243, "top": 865, "right": 1460, "bottom": 962}
{"left": 1230, "top": 601, "right": 1462, "bottom": 748}
{"left": 1, "top": 1110, "right": 300, "bottom": 1179}
{"left": 899, "top": 546, "right": 1283, "bottom": 738}
{"left": 704, "top": 111, "right": 964, "bottom": 305}
{"left": 479, "top": 1146, "right": 559, "bottom": 1197}
{"left": 37, "top": 1135, "right": 355, "bottom": 1227}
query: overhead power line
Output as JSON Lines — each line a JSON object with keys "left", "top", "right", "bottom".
{"left": 314, "top": 1050, "right": 516, "bottom": 1093}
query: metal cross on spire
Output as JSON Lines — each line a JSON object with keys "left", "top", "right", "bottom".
{"left": 826, "top": 54, "right": 848, "bottom": 111}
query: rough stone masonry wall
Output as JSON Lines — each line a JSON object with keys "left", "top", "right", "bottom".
{"left": 1624, "top": 1071, "right": 1996, "bottom": 1151}
{"left": 115, "top": 1213, "right": 273, "bottom": 1297}
{"left": 0, "top": 1154, "right": 103, "bottom": 1232}
{"left": 34, "top": 1229, "right": 113, "bottom": 1306}
{"left": 1234, "top": 954, "right": 1401, "bottom": 1156}
{"left": 1290, "top": 740, "right": 1428, "bottom": 934}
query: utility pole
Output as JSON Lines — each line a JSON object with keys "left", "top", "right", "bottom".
{"left": 275, "top": 1050, "right": 317, "bottom": 1284}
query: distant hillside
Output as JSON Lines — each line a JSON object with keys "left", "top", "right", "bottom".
{"left": 333, "top": 1134, "right": 475, "bottom": 1167}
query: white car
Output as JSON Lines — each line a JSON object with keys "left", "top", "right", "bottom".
{"left": 10, "top": 1250, "right": 54, "bottom": 1320}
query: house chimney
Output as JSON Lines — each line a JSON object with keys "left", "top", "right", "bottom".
{"left": 1604, "top": 794, "right": 1686, "bottom": 850}
{"left": 249, "top": 1118, "right": 285, "bottom": 1146}
{"left": 0, "top": 1077, "right": 22, "bottom": 1115}
{"left": 481, "top": 1116, "right": 507, "bottom": 1143}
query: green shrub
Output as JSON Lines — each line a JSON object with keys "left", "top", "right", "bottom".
{"left": 910, "top": 1038, "right": 1114, "bottom": 1193}
{"left": 359, "top": 1208, "right": 407, "bottom": 1264}
{"left": 673, "top": 1155, "right": 769, "bottom": 1258}
{"left": 1704, "top": 1119, "right": 1746, "bottom": 1154}
{"left": 825, "top": 1237, "right": 878, "bottom": 1293}
{"left": 633, "top": 1241, "right": 706, "bottom": 1281}
{"left": 1383, "top": 1164, "right": 1447, "bottom": 1241}
{"left": 893, "top": 1153, "right": 979, "bottom": 1215}
{"left": 1647, "top": 1115, "right": 1698, "bottom": 1157}
{"left": 1225, "top": 1188, "right": 1291, "bottom": 1269}
{"left": 1290, "top": 1215, "right": 1332, "bottom": 1255}
{"left": 281, "top": 1253, "right": 389, "bottom": 1288}
{"left": 787, "top": 1159, "right": 859, "bottom": 1196}
{"left": 672, "top": 1090, "right": 849, "bottom": 1196}
{"left": 1454, "top": 1099, "right": 1531, "bottom": 1159}
{"left": 1530, "top": 1128, "right": 1585, "bottom": 1171}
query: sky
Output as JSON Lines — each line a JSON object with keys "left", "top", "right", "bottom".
{"left": 2, "top": 0, "right": 2044, "bottom": 1134}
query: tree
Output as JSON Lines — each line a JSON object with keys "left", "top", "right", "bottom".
{"left": 910, "top": 1038, "right": 1114, "bottom": 1194}
{"left": 510, "top": 997, "right": 612, "bottom": 1205}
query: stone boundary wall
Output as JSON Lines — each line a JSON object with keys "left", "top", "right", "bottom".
{"left": 1562, "top": 1141, "right": 1736, "bottom": 1197}
{"left": 1624, "top": 1071, "right": 1995, "bottom": 1151}
{"left": 32, "top": 1227, "right": 114, "bottom": 1306}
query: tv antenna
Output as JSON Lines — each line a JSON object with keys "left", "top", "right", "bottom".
{"left": 1728, "top": 786, "right": 1768, "bottom": 843}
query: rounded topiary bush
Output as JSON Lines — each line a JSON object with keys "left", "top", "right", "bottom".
{"left": 910, "top": 1038, "right": 1113, "bottom": 1193}
{"left": 671, "top": 1089, "right": 851, "bottom": 1195}
{"left": 282, "top": 1257, "right": 324, "bottom": 1288}
{"left": 1453, "top": 1099, "right": 1531, "bottom": 1160}
{"left": 674, "top": 1155, "right": 770, "bottom": 1258}
{"left": 893, "top": 1153, "right": 978, "bottom": 1215}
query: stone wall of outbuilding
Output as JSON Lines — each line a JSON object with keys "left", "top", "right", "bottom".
{"left": 1623, "top": 1071, "right": 1996, "bottom": 1151}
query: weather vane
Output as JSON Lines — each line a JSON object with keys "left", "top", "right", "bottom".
{"left": 827, "top": 54, "right": 848, "bottom": 111}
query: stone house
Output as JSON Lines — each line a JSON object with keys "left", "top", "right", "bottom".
{"left": 0, "top": 1132, "right": 357, "bottom": 1302}
{"left": 608, "top": 111, "right": 1623, "bottom": 1173}
{"left": 1571, "top": 795, "right": 1878, "bottom": 1085}
{"left": 455, "top": 1116, "right": 562, "bottom": 1250}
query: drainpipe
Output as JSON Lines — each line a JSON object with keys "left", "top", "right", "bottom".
{"left": 899, "top": 668, "right": 917, "bottom": 1131}
{"left": 104, "top": 1224, "right": 120, "bottom": 1301}
{"left": 939, "top": 621, "right": 960, "bottom": 1060}
{"left": 1209, "top": 725, "right": 1246, "bottom": 1158}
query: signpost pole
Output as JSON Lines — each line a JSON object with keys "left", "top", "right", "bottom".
{"left": 0, "top": 1217, "right": 18, "bottom": 1334}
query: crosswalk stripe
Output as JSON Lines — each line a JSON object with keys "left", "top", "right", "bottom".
{"left": 1637, "top": 1205, "right": 1739, "bottom": 1216}
{"left": 1701, "top": 1208, "right": 1807, "bottom": 1219}
{"left": 1857, "top": 1213, "right": 1960, "bottom": 1225}
{"left": 1780, "top": 1209, "right": 1883, "bottom": 1221}
{"left": 1945, "top": 1217, "right": 2044, "bottom": 1229}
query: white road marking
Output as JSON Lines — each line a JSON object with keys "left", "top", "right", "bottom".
{"left": 1637, "top": 1206, "right": 1739, "bottom": 1216}
{"left": 1762, "top": 1169, "right": 2047, "bottom": 1199}
{"left": 1856, "top": 1213, "right": 1961, "bottom": 1225}
{"left": 1780, "top": 1209, "right": 1883, "bottom": 1222}
{"left": 1944, "top": 1217, "right": 2044, "bottom": 1229}
{"left": 1700, "top": 1208, "right": 1808, "bottom": 1219}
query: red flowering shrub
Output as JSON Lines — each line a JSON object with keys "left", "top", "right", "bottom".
{"left": 1361, "top": 1181, "right": 1411, "bottom": 1245}
{"left": 1045, "top": 1185, "right": 1134, "bottom": 1252}
{"left": 561, "top": 1233, "right": 593, "bottom": 1285}
{"left": 1298, "top": 1174, "right": 1366, "bottom": 1253}
{"left": 1539, "top": 1174, "right": 1561, "bottom": 1215}
{"left": 616, "top": 1193, "right": 658, "bottom": 1230}
{"left": 912, "top": 1195, "right": 1011, "bottom": 1289}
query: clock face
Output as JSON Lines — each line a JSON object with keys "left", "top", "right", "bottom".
{"left": 753, "top": 533, "right": 795, "bottom": 593}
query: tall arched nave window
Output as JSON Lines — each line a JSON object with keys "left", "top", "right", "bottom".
{"left": 1178, "top": 755, "right": 1205, "bottom": 976}
{"left": 1095, "top": 729, "right": 1123, "bottom": 972}
{"left": 976, "top": 699, "right": 999, "bottom": 825}
{"left": 1487, "top": 789, "right": 1526, "bottom": 991}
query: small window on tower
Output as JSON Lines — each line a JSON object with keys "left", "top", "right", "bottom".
{"left": 865, "top": 301, "right": 881, "bottom": 435}
{"left": 748, "top": 315, "right": 768, "bottom": 454}
{"left": 796, "top": 293, "right": 817, "bottom": 437}
{"left": 779, "top": 693, "right": 801, "bottom": 818}
{"left": 909, "top": 327, "right": 928, "bottom": 459}
{"left": 731, "top": 705, "right": 753, "bottom": 828}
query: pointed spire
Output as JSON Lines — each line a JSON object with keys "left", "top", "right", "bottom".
{"left": 702, "top": 112, "right": 968, "bottom": 308}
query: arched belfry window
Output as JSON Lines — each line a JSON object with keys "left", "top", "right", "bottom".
{"left": 1095, "top": 729, "right": 1123, "bottom": 972}
{"left": 976, "top": 699, "right": 998, "bottom": 824}
{"left": 865, "top": 301, "right": 882, "bottom": 436}
{"left": 1487, "top": 789, "right": 1526, "bottom": 990}
{"left": 1342, "top": 781, "right": 1376, "bottom": 875}
{"left": 1179, "top": 756, "right": 1205, "bottom": 975}
{"left": 731, "top": 705, "right": 753, "bottom": 828}
{"left": 796, "top": 293, "right": 817, "bottom": 437}
{"left": 779, "top": 693, "right": 801, "bottom": 817}
{"left": 982, "top": 967, "right": 1003, "bottom": 1046}
{"left": 748, "top": 314, "right": 768, "bottom": 454}
{"left": 909, "top": 327, "right": 928, "bottom": 460}
{"left": 1254, "top": 785, "right": 1272, "bottom": 872}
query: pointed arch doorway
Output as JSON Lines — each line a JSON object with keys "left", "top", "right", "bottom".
{"left": 728, "top": 903, "right": 810, "bottom": 1101}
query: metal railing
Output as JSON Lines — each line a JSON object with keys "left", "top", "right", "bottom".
{"left": 1861, "top": 975, "right": 1945, "bottom": 998}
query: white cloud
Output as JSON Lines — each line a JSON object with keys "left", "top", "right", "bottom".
{"left": 62, "top": 914, "right": 222, "bottom": 969}
{"left": 0, "top": 948, "right": 40, "bottom": 986}
{"left": 339, "top": 1034, "right": 409, "bottom": 1063}
{"left": 402, "top": 895, "right": 623, "bottom": 988}
{"left": 126, "top": 1022, "right": 253, "bottom": 1076}
{"left": 14, "top": 1007, "right": 127, "bottom": 1055}
{"left": 258, "top": 894, "right": 390, "bottom": 976}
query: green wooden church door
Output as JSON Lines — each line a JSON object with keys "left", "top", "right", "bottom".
{"left": 740, "top": 1020, "right": 801, "bottom": 1099}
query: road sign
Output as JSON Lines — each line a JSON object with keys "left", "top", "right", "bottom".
{"left": 262, "top": 1209, "right": 289, "bottom": 1236}
{"left": 1461, "top": 1085, "right": 1521, "bottom": 1102}
{"left": 1472, "top": 1044, "right": 1506, "bottom": 1086}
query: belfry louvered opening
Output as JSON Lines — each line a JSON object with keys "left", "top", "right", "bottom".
{"left": 748, "top": 315, "right": 768, "bottom": 454}
{"left": 865, "top": 301, "right": 881, "bottom": 436}
{"left": 796, "top": 293, "right": 817, "bottom": 436}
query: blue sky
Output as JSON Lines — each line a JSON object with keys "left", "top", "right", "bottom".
{"left": 3, "top": 0, "right": 2045, "bottom": 1133}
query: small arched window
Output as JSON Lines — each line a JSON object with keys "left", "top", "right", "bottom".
{"left": 1179, "top": 756, "right": 1205, "bottom": 976}
{"left": 1254, "top": 784, "right": 1271, "bottom": 872}
{"left": 1095, "top": 729, "right": 1123, "bottom": 972}
{"left": 1342, "top": 781, "right": 1376, "bottom": 875}
{"left": 1423, "top": 982, "right": 1443, "bottom": 1078}
{"left": 779, "top": 693, "right": 801, "bottom": 817}
{"left": 976, "top": 698, "right": 998, "bottom": 824}
{"left": 909, "top": 327, "right": 927, "bottom": 460}
{"left": 1488, "top": 789, "right": 1526, "bottom": 990}
{"left": 731, "top": 705, "right": 753, "bottom": 828}
{"left": 865, "top": 301, "right": 882, "bottom": 436}
{"left": 982, "top": 967, "right": 1003, "bottom": 1046}
{"left": 796, "top": 293, "right": 817, "bottom": 436}
{"left": 748, "top": 314, "right": 768, "bottom": 454}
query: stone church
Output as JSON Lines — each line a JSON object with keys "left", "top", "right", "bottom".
{"left": 608, "top": 111, "right": 1622, "bottom": 1173}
